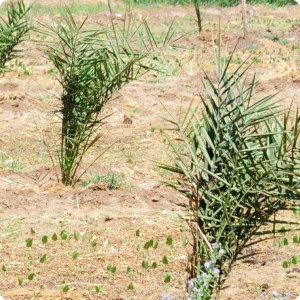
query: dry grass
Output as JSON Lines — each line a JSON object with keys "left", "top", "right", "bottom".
{"left": 0, "top": 207, "right": 190, "bottom": 299}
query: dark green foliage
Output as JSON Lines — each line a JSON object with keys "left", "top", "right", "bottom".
{"left": 164, "top": 274, "right": 171, "bottom": 283}
{"left": 39, "top": 254, "right": 47, "bottom": 263}
{"left": 0, "top": 0, "right": 32, "bottom": 72}
{"left": 26, "top": 238, "right": 33, "bottom": 248}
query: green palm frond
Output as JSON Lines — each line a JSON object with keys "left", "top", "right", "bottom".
{"left": 0, "top": 0, "right": 32, "bottom": 71}
{"left": 43, "top": 8, "right": 181, "bottom": 186}
{"left": 161, "top": 52, "right": 300, "bottom": 289}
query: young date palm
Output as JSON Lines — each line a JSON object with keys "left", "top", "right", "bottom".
{"left": 0, "top": 0, "right": 32, "bottom": 72}
{"left": 161, "top": 53, "right": 300, "bottom": 297}
{"left": 44, "top": 8, "right": 179, "bottom": 186}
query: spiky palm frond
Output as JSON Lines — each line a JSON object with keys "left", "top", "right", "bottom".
{"left": 0, "top": 0, "right": 32, "bottom": 71}
{"left": 161, "top": 56, "right": 300, "bottom": 289}
{"left": 44, "top": 8, "right": 180, "bottom": 186}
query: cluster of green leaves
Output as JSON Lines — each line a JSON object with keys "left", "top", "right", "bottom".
{"left": 2, "top": 228, "right": 105, "bottom": 294}
{"left": 124, "top": 0, "right": 292, "bottom": 7}
{"left": 8, "top": 229, "right": 82, "bottom": 292}
{"left": 274, "top": 231, "right": 300, "bottom": 271}
{"left": 81, "top": 173, "right": 124, "bottom": 190}
{"left": 135, "top": 229, "right": 175, "bottom": 285}
{"left": 282, "top": 254, "right": 298, "bottom": 270}
{"left": 1, "top": 227, "right": 181, "bottom": 296}
{"left": 0, "top": 0, "right": 32, "bottom": 72}
{"left": 14, "top": 59, "right": 30, "bottom": 75}
{"left": 160, "top": 50, "right": 300, "bottom": 294}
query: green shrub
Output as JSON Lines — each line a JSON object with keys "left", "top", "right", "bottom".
{"left": 0, "top": 0, "right": 32, "bottom": 72}
{"left": 161, "top": 52, "right": 300, "bottom": 297}
{"left": 43, "top": 8, "right": 179, "bottom": 186}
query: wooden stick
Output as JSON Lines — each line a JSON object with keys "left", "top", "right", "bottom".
{"left": 241, "top": 0, "right": 248, "bottom": 39}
